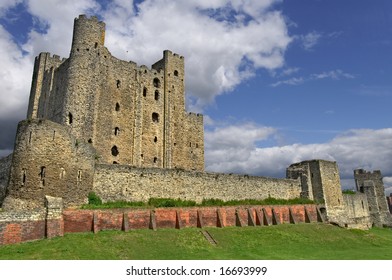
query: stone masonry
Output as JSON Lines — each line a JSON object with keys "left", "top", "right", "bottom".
{"left": 26, "top": 15, "right": 203, "bottom": 172}
{"left": 354, "top": 169, "right": 392, "bottom": 227}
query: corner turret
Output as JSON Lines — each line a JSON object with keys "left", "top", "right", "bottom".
{"left": 70, "top": 15, "right": 105, "bottom": 56}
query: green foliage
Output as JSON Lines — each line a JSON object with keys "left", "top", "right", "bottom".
{"left": 81, "top": 196, "right": 315, "bottom": 209}
{"left": 82, "top": 200, "right": 145, "bottom": 209}
{"left": 87, "top": 192, "right": 102, "bottom": 205}
{"left": 342, "top": 189, "right": 356, "bottom": 195}
{"left": 148, "top": 198, "right": 197, "bottom": 208}
{"left": 200, "top": 198, "right": 225, "bottom": 206}
{"left": 201, "top": 197, "right": 314, "bottom": 206}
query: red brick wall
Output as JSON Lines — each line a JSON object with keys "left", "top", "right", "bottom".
{"left": 0, "top": 220, "right": 46, "bottom": 245}
{"left": 63, "top": 204, "right": 319, "bottom": 233}
{"left": 0, "top": 204, "right": 320, "bottom": 246}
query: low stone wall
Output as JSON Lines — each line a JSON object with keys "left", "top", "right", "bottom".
{"left": 93, "top": 164, "right": 302, "bottom": 203}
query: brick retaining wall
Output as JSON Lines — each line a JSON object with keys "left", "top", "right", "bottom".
{"left": 0, "top": 204, "right": 323, "bottom": 246}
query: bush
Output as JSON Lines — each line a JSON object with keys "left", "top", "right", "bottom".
{"left": 148, "top": 198, "right": 196, "bottom": 208}
{"left": 342, "top": 189, "right": 356, "bottom": 195}
{"left": 88, "top": 192, "right": 102, "bottom": 205}
{"left": 200, "top": 198, "right": 225, "bottom": 206}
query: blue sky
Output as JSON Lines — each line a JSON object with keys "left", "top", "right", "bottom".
{"left": 0, "top": 0, "right": 392, "bottom": 191}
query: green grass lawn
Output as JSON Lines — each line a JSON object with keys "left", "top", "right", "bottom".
{"left": 1, "top": 223, "right": 392, "bottom": 260}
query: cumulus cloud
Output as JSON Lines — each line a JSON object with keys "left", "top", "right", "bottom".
{"left": 205, "top": 124, "right": 392, "bottom": 189}
{"left": 102, "top": 0, "right": 292, "bottom": 110}
{"left": 0, "top": 24, "right": 31, "bottom": 121}
{"left": 0, "top": 0, "right": 100, "bottom": 155}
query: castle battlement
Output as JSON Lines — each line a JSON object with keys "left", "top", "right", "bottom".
{"left": 75, "top": 14, "right": 105, "bottom": 26}
{"left": 354, "top": 169, "right": 382, "bottom": 177}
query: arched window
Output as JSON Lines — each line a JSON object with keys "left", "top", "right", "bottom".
{"left": 154, "top": 136, "right": 157, "bottom": 142}
{"left": 60, "top": 168, "right": 66, "bottom": 179}
{"left": 143, "top": 87, "right": 147, "bottom": 97}
{"left": 111, "top": 145, "right": 119, "bottom": 156}
{"left": 153, "top": 78, "right": 160, "bottom": 88}
{"left": 40, "top": 166, "right": 46, "bottom": 179}
{"left": 77, "top": 170, "right": 82, "bottom": 182}
{"left": 115, "top": 103, "right": 120, "bottom": 111}
{"left": 154, "top": 157, "right": 157, "bottom": 163}
{"left": 154, "top": 90, "right": 160, "bottom": 101}
{"left": 152, "top": 112, "right": 159, "bottom": 123}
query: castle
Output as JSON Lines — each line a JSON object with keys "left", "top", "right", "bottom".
{"left": 0, "top": 15, "right": 391, "bottom": 240}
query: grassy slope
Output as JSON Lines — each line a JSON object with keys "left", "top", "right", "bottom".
{"left": 0, "top": 224, "right": 392, "bottom": 260}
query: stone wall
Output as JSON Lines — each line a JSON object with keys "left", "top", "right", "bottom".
{"left": 0, "top": 154, "right": 12, "bottom": 206}
{"left": 387, "top": 194, "right": 392, "bottom": 214}
{"left": 354, "top": 169, "right": 392, "bottom": 227}
{"left": 286, "top": 160, "right": 372, "bottom": 228}
{"left": 341, "top": 193, "right": 372, "bottom": 229}
{"left": 3, "top": 119, "right": 96, "bottom": 210}
{"left": 93, "top": 164, "right": 301, "bottom": 203}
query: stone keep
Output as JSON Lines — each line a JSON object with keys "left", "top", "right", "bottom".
{"left": 27, "top": 15, "right": 204, "bottom": 171}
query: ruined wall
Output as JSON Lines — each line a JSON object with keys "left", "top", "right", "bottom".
{"left": 341, "top": 193, "right": 372, "bottom": 229}
{"left": 354, "top": 169, "right": 392, "bottom": 227}
{"left": 286, "top": 161, "right": 313, "bottom": 200}
{"left": 3, "top": 119, "right": 95, "bottom": 210}
{"left": 286, "top": 160, "right": 344, "bottom": 207}
{"left": 0, "top": 154, "right": 12, "bottom": 206}
{"left": 287, "top": 160, "right": 359, "bottom": 227}
{"left": 93, "top": 164, "right": 301, "bottom": 203}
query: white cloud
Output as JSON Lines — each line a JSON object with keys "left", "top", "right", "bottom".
{"left": 102, "top": 0, "right": 292, "bottom": 110}
{"left": 205, "top": 124, "right": 392, "bottom": 189}
{"left": 23, "top": 0, "right": 100, "bottom": 56}
{"left": 300, "top": 31, "right": 322, "bottom": 50}
{"left": 0, "top": 25, "right": 32, "bottom": 120}
{"left": 271, "top": 69, "right": 355, "bottom": 87}
{"left": 281, "top": 67, "right": 300, "bottom": 76}
{"left": 270, "top": 76, "right": 304, "bottom": 87}
{"left": 311, "top": 69, "right": 355, "bottom": 80}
